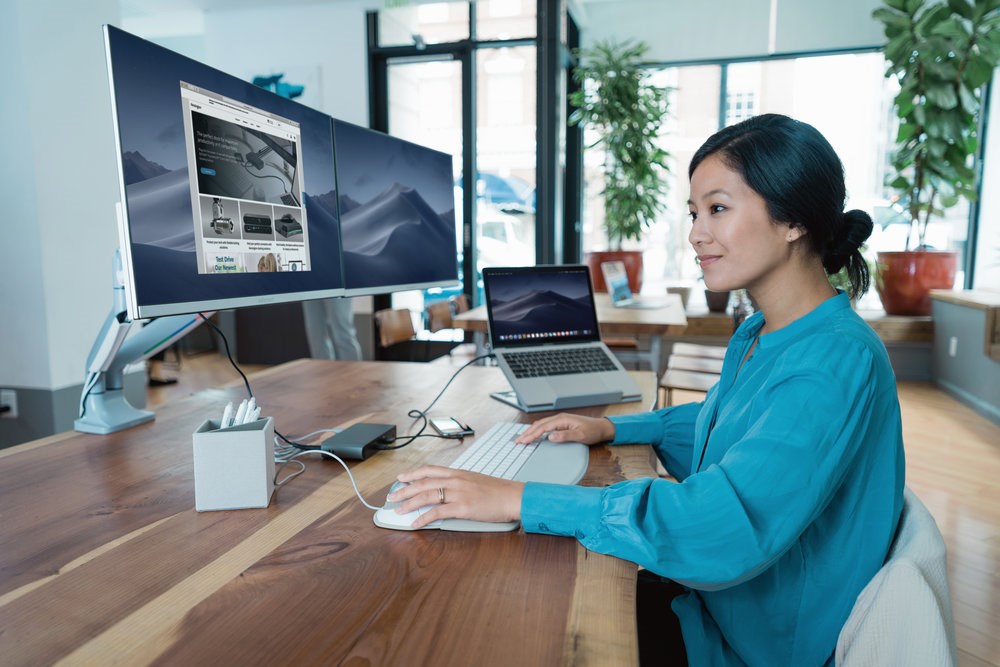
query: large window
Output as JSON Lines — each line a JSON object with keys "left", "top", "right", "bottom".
{"left": 581, "top": 51, "right": 976, "bottom": 309}
{"left": 371, "top": 0, "right": 568, "bottom": 348}
{"left": 476, "top": 45, "right": 537, "bottom": 272}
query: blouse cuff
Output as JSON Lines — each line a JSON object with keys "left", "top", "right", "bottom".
{"left": 521, "top": 482, "right": 604, "bottom": 537}
{"left": 609, "top": 412, "right": 667, "bottom": 445}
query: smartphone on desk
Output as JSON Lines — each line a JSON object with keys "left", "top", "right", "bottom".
{"left": 430, "top": 417, "right": 474, "bottom": 438}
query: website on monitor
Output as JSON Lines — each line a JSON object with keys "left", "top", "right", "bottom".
{"left": 180, "top": 82, "right": 311, "bottom": 275}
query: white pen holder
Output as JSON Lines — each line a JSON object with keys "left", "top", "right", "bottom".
{"left": 192, "top": 416, "right": 275, "bottom": 511}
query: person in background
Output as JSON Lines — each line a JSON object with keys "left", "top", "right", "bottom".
{"left": 303, "top": 297, "right": 362, "bottom": 360}
{"left": 388, "top": 114, "right": 905, "bottom": 666}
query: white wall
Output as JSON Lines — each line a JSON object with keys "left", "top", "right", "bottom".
{"left": 578, "top": 0, "right": 885, "bottom": 60}
{"left": 202, "top": 2, "right": 374, "bottom": 126}
{"left": 0, "top": 0, "right": 122, "bottom": 391}
{"left": 124, "top": 1, "right": 375, "bottom": 124}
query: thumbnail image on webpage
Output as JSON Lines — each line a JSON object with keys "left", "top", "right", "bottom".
{"left": 180, "top": 81, "right": 311, "bottom": 274}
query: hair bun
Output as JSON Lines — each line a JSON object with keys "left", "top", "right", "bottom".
{"left": 828, "top": 209, "right": 873, "bottom": 259}
{"left": 823, "top": 209, "right": 873, "bottom": 275}
{"left": 841, "top": 209, "right": 873, "bottom": 250}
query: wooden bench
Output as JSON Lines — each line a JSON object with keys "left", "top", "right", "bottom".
{"left": 658, "top": 342, "right": 726, "bottom": 407}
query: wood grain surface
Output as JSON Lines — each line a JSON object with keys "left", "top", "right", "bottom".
{"left": 0, "top": 361, "right": 657, "bottom": 666}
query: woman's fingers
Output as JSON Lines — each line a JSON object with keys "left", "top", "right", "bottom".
{"left": 388, "top": 467, "right": 525, "bottom": 528}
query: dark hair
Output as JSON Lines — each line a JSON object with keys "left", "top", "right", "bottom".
{"left": 689, "top": 114, "right": 873, "bottom": 298}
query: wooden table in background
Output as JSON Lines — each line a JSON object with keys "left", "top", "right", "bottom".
{"left": 0, "top": 360, "right": 658, "bottom": 666}
{"left": 454, "top": 292, "right": 688, "bottom": 372}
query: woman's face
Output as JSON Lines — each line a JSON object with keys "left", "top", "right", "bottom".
{"left": 688, "top": 154, "right": 800, "bottom": 295}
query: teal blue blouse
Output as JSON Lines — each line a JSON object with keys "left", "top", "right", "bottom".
{"left": 521, "top": 292, "right": 905, "bottom": 666}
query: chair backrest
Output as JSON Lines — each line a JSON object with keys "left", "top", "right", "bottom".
{"left": 425, "top": 301, "right": 454, "bottom": 333}
{"left": 658, "top": 342, "right": 726, "bottom": 407}
{"left": 835, "top": 487, "right": 957, "bottom": 667}
{"left": 374, "top": 309, "right": 416, "bottom": 348}
{"left": 451, "top": 294, "right": 470, "bottom": 314}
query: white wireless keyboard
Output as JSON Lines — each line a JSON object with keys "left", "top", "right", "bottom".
{"left": 448, "top": 421, "right": 538, "bottom": 479}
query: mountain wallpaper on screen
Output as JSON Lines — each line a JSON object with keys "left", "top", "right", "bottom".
{"left": 340, "top": 183, "right": 455, "bottom": 287}
{"left": 122, "top": 151, "right": 171, "bottom": 186}
{"left": 491, "top": 289, "right": 594, "bottom": 335}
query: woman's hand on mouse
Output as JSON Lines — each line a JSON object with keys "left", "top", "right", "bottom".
{"left": 515, "top": 414, "right": 615, "bottom": 446}
{"left": 388, "top": 466, "right": 524, "bottom": 529}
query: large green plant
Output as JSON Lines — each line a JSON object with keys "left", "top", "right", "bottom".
{"left": 875, "top": 0, "right": 1000, "bottom": 250}
{"left": 569, "top": 40, "right": 670, "bottom": 250}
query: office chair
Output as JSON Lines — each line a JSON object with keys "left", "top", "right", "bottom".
{"left": 425, "top": 301, "right": 455, "bottom": 333}
{"left": 373, "top": 308, "right": 417, "bottom": 361}
{"left": 426, "top": 296, "right": 478, "bottom": 365}
{"left": 836, "top": 487, "right": 957, "bottom": 667}
{"left": 450, "top": 293, "right": 470, "bottom": 314}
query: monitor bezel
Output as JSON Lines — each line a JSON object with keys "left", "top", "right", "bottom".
{"left": 104, "top": 24, "right": 347, "bottom": 321}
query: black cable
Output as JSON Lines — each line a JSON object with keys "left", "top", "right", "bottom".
{"left": 198, "top": 313, "right": 252, "bottom": 397}
{"left": 198, "top": 312, "right": 309, "bottom": 448}
{"left": 373, "top": 353, "right": 495, "bottom": 452}
{"left": 195, "top": 317, "right": 493, "bottom": 454}
{"left": 420, "top": 353, "right": 495, "bottom": 415}
{"left": 374, "top": 409, "right": 430, "bottom": 450}
{"left": 78, "top": 373, "right": 98, "bottom": 419}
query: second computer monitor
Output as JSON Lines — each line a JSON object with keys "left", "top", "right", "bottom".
{"left": 333, "top": 120, "right": 460, "bottom": 295}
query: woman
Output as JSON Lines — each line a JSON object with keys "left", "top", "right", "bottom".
{"left": 390, "top": 114, "right": 905, "bottom": 666}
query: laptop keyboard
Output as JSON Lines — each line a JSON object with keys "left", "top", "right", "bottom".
{"left": 449, "top": 422, "right": 538, "bottom": 480}
{"left": 503, "top": 347, "right": 618, "bottom": 378}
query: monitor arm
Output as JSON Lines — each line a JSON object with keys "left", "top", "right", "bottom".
{"left": 74, "top": 251, "right": 212, "bottom": 434}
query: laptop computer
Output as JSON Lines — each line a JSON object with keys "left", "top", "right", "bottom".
{"left": 600, "top": 260, "right": 667, "bottom": 309}
{"left": 482, "top": 265, "right": 643, "bottom": 412}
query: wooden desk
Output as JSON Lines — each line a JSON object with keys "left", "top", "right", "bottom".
{"left": 454, "top": 292, "right": 688, "bottom": 372}
{"left": 0, "top": 360, "right": 658, "bottom": 666}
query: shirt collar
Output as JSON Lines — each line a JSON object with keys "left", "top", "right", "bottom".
{"left": 740, "top": 290, "right": 851, "bottom": 350}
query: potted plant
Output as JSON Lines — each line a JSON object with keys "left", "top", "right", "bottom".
{"left": 569, "top": 40, "right": 671, "bottom": 293}
{"left": 873, "top": 0, "right": 1000, "bottom": 315}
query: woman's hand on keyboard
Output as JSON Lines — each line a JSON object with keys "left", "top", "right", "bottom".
{"left": 515, "top": 414, "right": 615, "bottom": 446}
{"left": 390, "top": 466, "right": 525, "bottom": 529}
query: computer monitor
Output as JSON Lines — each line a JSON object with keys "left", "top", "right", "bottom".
{"left": 105, "top": 25, "right": 346, "bottom": 319}
{"left": 333, "top": 119, "right": 460, "bottom": 296}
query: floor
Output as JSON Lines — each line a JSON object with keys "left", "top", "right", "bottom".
{"left": 149, "top": 351, "right": 1000, "bottom": 666}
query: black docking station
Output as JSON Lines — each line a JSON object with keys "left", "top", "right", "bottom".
{"left": 320, "top": 423, "right": 396, "bottom": 460}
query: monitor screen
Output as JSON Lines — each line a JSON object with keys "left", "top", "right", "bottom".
{"left": 105, "top": 25, "right": 345, "bottom": 319}
{"left": 333, "top": 119, "right": 460, "bottom": 295}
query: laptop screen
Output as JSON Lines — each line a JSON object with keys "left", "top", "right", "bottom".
{"left": 483, "top": 265, "right": 602, "bottom": 348}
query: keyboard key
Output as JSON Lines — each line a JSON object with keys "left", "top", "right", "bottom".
{"left": 505, "top": 347, "right": 617, "bottom": 379}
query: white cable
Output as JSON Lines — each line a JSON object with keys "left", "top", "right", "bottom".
{"left": 274, "top": 459, "right": 306, "bottom": 486}
{"left": 272, "top": 449, "right": 384, "bottom": 511}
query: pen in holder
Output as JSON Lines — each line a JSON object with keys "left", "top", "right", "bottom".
{"left": 192, "top": 416, "right": 275, "bottom": 511}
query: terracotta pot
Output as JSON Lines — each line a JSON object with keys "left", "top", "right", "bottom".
{"left": 875, "top": 250, "right": 957, "bottom": 316}
{"left": 585, "top": 250, "right": 643, "bottom": 293}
